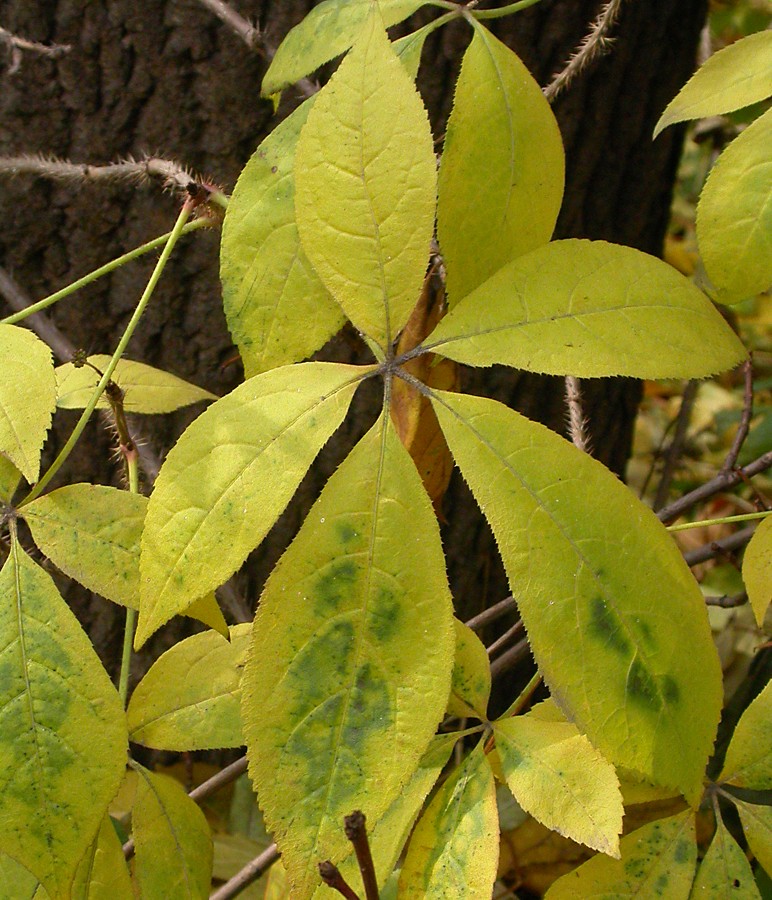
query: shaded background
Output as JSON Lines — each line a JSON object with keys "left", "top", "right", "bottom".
{"left": 0, "top": 0, "right": 708, "bottom": 697}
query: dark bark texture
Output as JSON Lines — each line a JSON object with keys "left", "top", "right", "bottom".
{"left": 0, "top": 0, "right": 707, "bottom": 683}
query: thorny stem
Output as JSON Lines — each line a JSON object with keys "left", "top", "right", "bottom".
{"left": 564, "top": 375, "right": 591, "bottom": 453}
{"left": 667, "top": 510, "right": 771, "bottom": 533}
{"left": 20, "top": 201, "right": 194, "bottom": 506}
{"left": 344, "top": 811, "right": 379, "bottom": 900}
{"left": 0, "top": 218, "right": 213, "bottom": 326}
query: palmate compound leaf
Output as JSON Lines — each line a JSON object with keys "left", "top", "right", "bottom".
{"left": 697, "top": 107, "right": 772, "bottom": 304}
{"left": 54, "top": 355, "right": 215, "bottom": 414}
{"left": 22, "top": 484, "right": 227, "bottom": 636}
{"left": 261, "top": 0, "right": 425, "bottom": 96}
{"left": 430, "top": 390, "right": 723, "bottom": 804}
{"left": 719, "top": 677, "right": 772, "bottom": 790}
{"left": 437, "top": 22, "right": 564, "bottom": 307}
{"left": 241, "top": 412, "right": 455, "bottom": 898}
{"left": 136, "top": 361, "right": 366, "bottom": 648}
{"left": 742, "top": 515, "right": 772, "bottom": 627}
{"left": 131, "top": 764, "right": 212, "bottom": 899}
{"left": 691, "top": 812, "right": 761, "bottom": 899}
{"left": 398, "top": 742, "right": 499, "bottom": 898}
{"left": 0, "top": 536, "right": 127, "bottom": 898}
{"left": 426, "top": 239, "right": 747, "bottom": 379}
{"left": 294, "top": 6, "right": 437, "bottom": 350}
{"left": 0, "top": 324, "right": 56, "bottom": 483}
{"left": 219, "top": 98, "right": 345, "bottom": 378}
{"left": 653, "top": 30, "right": 772, "bottom": 138}
{"left": 127, "top": 624, "right": 250, "bottom": 750}
{"left": 494, "top": 717, "right": 623, "bottom": 857}
{"left": 545, "top": 809, "right": 697, "bottom": 899}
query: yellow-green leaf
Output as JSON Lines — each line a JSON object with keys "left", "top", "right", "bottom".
{"left": 185, "top": 592, "right": 228, "bottom": 637}
{"left": 437, "top": 24, "right": 564, "bottom": 306}
{"left": 132, "top": 765, "right": 212, "bottom": 899}
{"left": 0, "top": 453, "right": 21, "bottom": 502}
{"left": 137, "top": 362, "right": 364, "bottom": 648}
{"left": 0, "top": 538, "right": 127, "bottom": 899}
{"left": 398, "top": 743, "right": 498, "bottom": 898}
{"left": 654, "top": 30, "right": 772, "bottom": 137}
{"left": 241, "top": 414, "right": 454, "bottom": 898}
{"left": 0, "top": 324, "right": 56, "bottom": 483}
{"left": 0, "top": 853, "right": 45, "bottom": 899}
{"left": 55, "top": 355, "right": 215, "bottom": 413}
{"left": 427, "top": 240, "right": 746, "bottom": 378}
{"left": 691, "top": 813, "right": 761, "bottom": 899}
{"left": 311, "top": 733, "right": 457, "bottom": 898}
{"left": 262, "top": 0, "right": 424, "bottom": 96}
{"left": 697, "top": 107, "right": 772, "bottom": 304}
{"left": 742, "top": 516, "right": 772, "bottom": 627}
{"left": 719, "top": 679, "right": 772, "bottom": 789}
{"left": 23, "top": 484, "right": 146, "bottom": 608}
{"left": 71, "top": 814, "right": 133, "bottom": 900}
{"left": 430, "top": 390, "right": 722, "bottom": 804}
{"left": 128, "top": 624, "right": 250, "bottom": 750}
{"left": 294, "top": 8, "right": 436, "bottom": 348}
{"left": 393, "top": 20, "right": 441, "bottom": 79}
{"left": 220, "top": 98, "right": 345, "bottom": 378}
{"left": 734, "top": 798, "right": 772, "bottom": 876}
{"left": 546, "top": 809, "right": 697, "bottom": 898}
{"left": 495, "top": 717, "right": 623, "bottom": 857}
{"left": 448, "top": 619, "right": 491, "bottom": 720}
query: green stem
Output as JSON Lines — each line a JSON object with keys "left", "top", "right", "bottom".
{"left": 20, "top": 202, "right": 194, "bottom": 506}
{"left": 667, "top": 510, "right": 771, "bottom": 532}
{"left": 119, "top": 608, "right": 137, "bottom": 708}
{"left": 1, "top": 217, "right": 212, "bottom": 326}
{"left": 499, "top": 670, "right": 542, "bottom": 719}
{"left": 471, "top": 0, "right": 544, "bottom": 19}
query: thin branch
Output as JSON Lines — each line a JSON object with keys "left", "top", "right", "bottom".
{"left": 486, "top": 618, "right": 524, "bottom": 659}
{"left": 318, "top": 861, "right": 361, "bottom": 900}
{"left": 195, "top": 0, "right": 261, "bottom": 50}
{"left": 657, "top": 450, "right": 772, "bottom": 524}
{"left": 705, "top": 593, "right": 748, "bottom": 609}
{"left": 465, "top": 595, "right": 518, "bottom": 631}
{"left": 683, "top": 524, "right": 757, "bottom": 567}
{"left": 210, "top": 844, "right": 281, "bottom": 900}
{"left": 564, "top": 375, "right": 591, "bottom": 453}
{"left": 490, "top": 638, "right": 531, "bottom": 680}
{"left": 0, "top": 153, "right": 198, "bottom": 195}
{"left": 721, "top": 358, "right": 754, "bottom": 475}
{"left": 194, "top": 0, "right": 318, "bottom": 98}
{"left": 344, "top": 811, "right": 378, "bottom": 900}
{"left": 0, "top": 26, "right": 70, "bottom": 75}
{"left": 653, "top": 380, "right": 699, "bottom": 512}
{"left": 544, "top": 0, "right": 625, "bottom": 102}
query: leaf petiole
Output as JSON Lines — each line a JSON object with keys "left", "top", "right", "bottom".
{"left": 20, "top": 201, "right": 194, "bottom": 506}
{"left": 667, "top": 510, "right": 771, "bottom": 532}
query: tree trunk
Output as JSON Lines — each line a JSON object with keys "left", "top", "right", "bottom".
{"left": 0, "top": 0, "right": 707, "bottom": 681}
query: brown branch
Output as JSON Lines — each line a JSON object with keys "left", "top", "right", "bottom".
{"left": 0, "top": 26, "right": 70, "bottom": 75}
{"left": 344, "top": 811, "right": 379, "bottom": 900}
{"left": 683, "top": 524, "right": 757, "bottom": 567}
{"left": 705, "top": 593, "right": 748, "bottom": 609}
{"left": 564, "top": 375, "right": 592, "bottom": 453}
{"left": 210, "top": 844, "right": 280, "bottom": 900}
{"left": 319, "top": 861, "right": 361, "bottom": 900}
{"left": 653, "top": 380, "right": 699, "bottom": 512}
{"left": 657, "top": 450, "right": 772, "bottom": 524}
{"left": 544, "top": 0, "right": 625, "bottom": 101}
{"left": 486, "top": 619, "right": 524, "bottom": 659}
{"left": 465, "top": 595, "right": 518, "bottom": 631}
{"left": 721, "top": 358, "right": 754, "bottom": 475}
{"left": 490, "top": 638, "right": 531, "bottom": 680}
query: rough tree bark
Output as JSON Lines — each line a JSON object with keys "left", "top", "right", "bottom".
{"left": 0, "top": 0, "right": 707, "bottom": 681}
